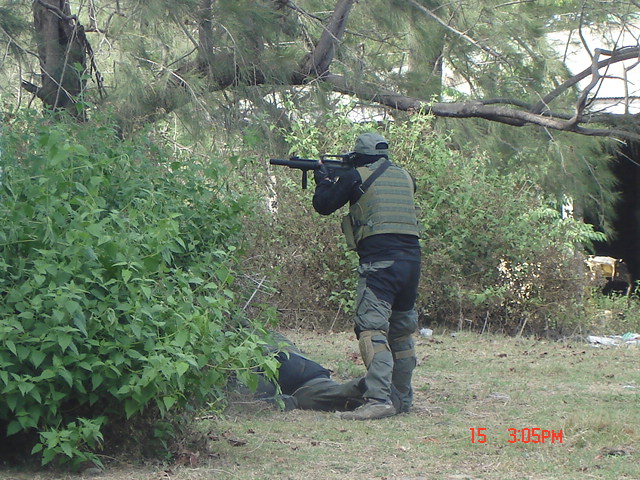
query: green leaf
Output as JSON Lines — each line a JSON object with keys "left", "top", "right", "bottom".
{"left": 41, "top": 448, "right": 57, "bottom": 466}
{"left": 50, "top": 390, "right": 66, "bottom": 402}
{"left": 140, "top": 284, "right": 152, "bottom": 299}
{"left": 18, "top": 310, "right": 34, "bottom": 322}
{"left": 37, "top": 369, "right": 57, "bottom": 381}
{"left": 216, "top": 266, "right": 230, "bottom": 283}
{"left": 86, "top": 223, "right": 102, "bottom": 237}
{"left": 30, "top": 388, "right": 42, "bottom": 403}
{"left": 73, "top": 311, "right": 88, "bottom": 337}
{"left": 6, "top": 420, "right": 22, "bottom": 436}
{"left": 18, "top": 381, "right": 35, "bottom": 396}
{"left": 16, "top": 345, "right": 30, "bottom": 361}
{"left": 162, "top": 396, "right": 177, "bottom": 411}
{"left": 58, "top": 334, "right": 73, "bottom": 352}
{"left": 59, "top": 369, "right": 74, "bottom": 387}
{"left": 64, "top": 299, "right": 80, "bottom": 314}
{"left": 6, "top": 340, "right": 16, "bottom": 356}
{"left": 74, "top": 182, "right": 89, "bottom": 195}
{"left": 60, "top": 441, "right": 74, "bottom": 458}
{"left": 175, "top": 361, "right": 190, "bottom": 377}
{"left": 5, "top": 395, "right": 18, "bottom": 412}
{"left": 124, "top": 399, "right": 139, "bottom": 418}
{"left": 130, "top": 322, "right": 142, "bottom": 339}
{"left": 91, "top": 374, "right": 104, "bottom": 390}
{"left": 173, "top": 330, "right": 189, "bottom": 347}
{"left": 115, "top": 384, "right": 130, "bottom": 395}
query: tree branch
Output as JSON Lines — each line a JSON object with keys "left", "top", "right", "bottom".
{"left": 532, "top": 46, "right": 640, "bottom": 114}
{"left": 118, "top": 2, "right": 640, "bottom": 143}
{"left": 35, "top": 0, "right": 77, "bottom": 21}
{"left": 296, "top": 0, "right": 355, "bottom": 79}
{"left": 321, "top": 72, "right": 640, "bottom": 142}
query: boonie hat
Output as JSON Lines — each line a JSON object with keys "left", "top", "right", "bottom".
{"left": 353, "top": 133, "right": 389, "bottom": 156}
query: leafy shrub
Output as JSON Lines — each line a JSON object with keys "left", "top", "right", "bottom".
{"left": 0, "top": 111, "right": 279, "bottom": 468}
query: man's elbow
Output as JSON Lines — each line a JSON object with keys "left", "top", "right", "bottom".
{"left": 312, "top": 202, "right": 334, "bottom": 215}
{"left": 312, "top": 196, "right": 335, "bottom": 215}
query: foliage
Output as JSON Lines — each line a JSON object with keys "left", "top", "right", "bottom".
{"left": 400, "top": 116, "right": 606, "bottom": 333}
{"left": 1, "top": 0, "right": 633, "bottom": 228}
{"left": 441, "top": 118, "right": 618, "bottom": 234}
{"left": 0, "top": 111, "right": 279, "bottom": 469}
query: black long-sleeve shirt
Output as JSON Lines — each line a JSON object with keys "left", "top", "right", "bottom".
{"left": 312, "top": 164, "right": 421, "bottom": 264}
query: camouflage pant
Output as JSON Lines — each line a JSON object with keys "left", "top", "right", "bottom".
{"left": 354, "top": 260, "right": 420, "bottom": 412}
{"left": 292, "top": 376, "right": 406, "bottom": 412}
{"left": 292, "top": 377, "right": 365, "bottom": 411}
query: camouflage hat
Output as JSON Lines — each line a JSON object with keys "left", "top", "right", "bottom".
{"left": 353, "top": 133, "right": 389, "bottom": 156}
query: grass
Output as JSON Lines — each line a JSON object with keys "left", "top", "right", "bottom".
{"left": 2, "top": 328, "right": 639, "bottom": 480}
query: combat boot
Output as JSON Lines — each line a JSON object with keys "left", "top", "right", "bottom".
{"left": 340, "top": 400, "right": 396, "bottom": 420}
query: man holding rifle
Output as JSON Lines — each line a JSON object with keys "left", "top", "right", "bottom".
{"left": 312, "top": 132, "right": 421, "bottom": 420}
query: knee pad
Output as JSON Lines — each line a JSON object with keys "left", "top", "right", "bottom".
{"left": 358, "top": 330, "right": 390, "bottom": 368}
{"left": 392, "top": 345, "right": 416, "bottom": 361}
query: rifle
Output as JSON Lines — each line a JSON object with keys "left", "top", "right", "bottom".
{"left": 269, "top": 154, "right": 354, "bottom": 189}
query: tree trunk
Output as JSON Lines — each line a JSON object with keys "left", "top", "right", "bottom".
{"left": 28, "top": 0, "right": 88, "bottom": 118}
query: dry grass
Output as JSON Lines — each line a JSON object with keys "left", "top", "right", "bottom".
{"left": 2, "top": 329, "right": 639, "bottom": 480}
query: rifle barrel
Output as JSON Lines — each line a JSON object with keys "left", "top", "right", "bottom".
{"left": 269, "top": 158, "right": 322, "bottom": 170}
{"left": 269, "top": 157, "right": 349, "bottom": 168}
{"left": 269, "top": 158, "right": 293, "bottom": 166}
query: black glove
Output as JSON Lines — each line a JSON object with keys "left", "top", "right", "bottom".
{"left": 314, "top": 163, "right": 331, "bottom": 184}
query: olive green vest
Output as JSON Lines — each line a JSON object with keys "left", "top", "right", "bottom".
{"left": 344, "top": 159, "right": 419, "bottom": 248}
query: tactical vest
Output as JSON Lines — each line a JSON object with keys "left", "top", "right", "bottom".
{"left": 344, "top": 158, "right": 419, "bottom": 249}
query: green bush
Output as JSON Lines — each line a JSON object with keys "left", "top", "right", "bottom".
{"left": 0, "top": 111, "right": 279, "bottom": 468}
